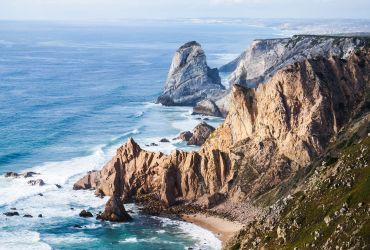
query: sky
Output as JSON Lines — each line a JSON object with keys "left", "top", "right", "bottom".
{"left": 0, "top": 0, "right": 369, "bottom": 21}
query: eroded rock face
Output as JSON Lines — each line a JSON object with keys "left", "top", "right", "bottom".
{"left": 204, "top": 49, "right": 369, "bottom": 200}
{"left": 157, "top": 41, "right": 228, "bottom": 116}
{"left": 74, "top": 137, "right": 231, "bottom": 206}
{"left": 97, "top": 196, "right": 132, "bottom": 222}
{"left": 75, "top": 48, "right": 369, "bottom": 211}
{"left": 73, "top": 171, "right": 101, "bottom": 190}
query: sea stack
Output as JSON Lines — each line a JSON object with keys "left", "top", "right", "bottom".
{"left": 97, "top": 196, "right": 132, "bottom": 222}
{"left": 157, "top": 41, "right": 228, "bottom": 116}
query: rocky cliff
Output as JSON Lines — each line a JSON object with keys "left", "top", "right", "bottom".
{"left": 157, "top": 41, "right": 229, "bottom": 116}
{"left": 224, "top": 35, "right": 369, "bottom": 88}
{"left": 75, "top": 47, "right": 369, "bottom": 219}
{"left": 224, "top": 111, "right": 370, "bottom": 249}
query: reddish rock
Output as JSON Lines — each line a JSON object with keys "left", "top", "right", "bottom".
{"left": 97, "top": 196, "right": 132, "bottom": 222}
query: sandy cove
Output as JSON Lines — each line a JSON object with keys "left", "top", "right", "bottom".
{"left": 181, "top": 213, "right": 244, "bottom": 242}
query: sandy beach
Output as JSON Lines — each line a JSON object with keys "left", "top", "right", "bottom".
{"left": 181, "top": 213, "right": 244, "bottom": 242}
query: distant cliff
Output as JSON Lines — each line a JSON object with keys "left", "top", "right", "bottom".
{"left": 223, "top": 35, "right": 369, "bottom": 88}
{"left": 157, "top": 41, "right": 228, "bottom": 116}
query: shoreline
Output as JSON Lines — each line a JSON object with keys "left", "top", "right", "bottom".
{"left": 181, "top": 213, "right": 244, "bottom": 243}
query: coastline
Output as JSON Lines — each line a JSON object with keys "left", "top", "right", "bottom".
{"left": 181, "top": 213, "right": 244, "bottom": 243}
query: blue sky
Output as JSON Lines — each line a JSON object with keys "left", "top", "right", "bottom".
{"left": 0, "top": 0, "right": 369, "bottom": 20}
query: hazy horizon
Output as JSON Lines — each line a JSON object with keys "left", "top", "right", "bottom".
{"left": 0, "top": 0, "right": 369, "bottom": 21}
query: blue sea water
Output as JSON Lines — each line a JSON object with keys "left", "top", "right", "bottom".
{"left": 0, "top": 20, "right": 283, "bottom": 250}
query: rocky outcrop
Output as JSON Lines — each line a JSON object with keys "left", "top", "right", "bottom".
{"left": 79, "top": 210, "right": 93, "bottom": 218}
{"left": 75, "top": 43, "right": 369, "bottom": 223}
{"left": 27, "top": 179, "right": 45, "bottom": 186}
{"left": 74, "top": 136, "right": 231, "bottom": 207}
{"left": 4, "top": 171, "right": 39, "bottom": 178}
{"left": 177, "top": 122, "right": 215, "bottom": 146}
{"left": 176, "top": 131, "right": 193, "bottom": 141}
{"left": 3, "top": 212, "right": 19, "bottom": 216}
{"left": 96, "top": 196, "right": 132, "bottom": 222}
{"left": 4, "top": 172, "right": 19, "bottom": 178}
{"left": 157, "top": 41, "right": 228, "bottom": 117}
{"left": 226, "top": 35, "right": 369, "bottom": 88}
{"left": 187, "top": 122, "right": 215, "bottom": 146}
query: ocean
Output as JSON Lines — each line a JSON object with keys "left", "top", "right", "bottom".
{"left": 0, "top": 20, "right": 283, "bottom": 250}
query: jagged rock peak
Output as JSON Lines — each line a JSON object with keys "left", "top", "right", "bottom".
{"left": 97, "top": 196, "right": 132, "bottom": 222}
{"left": 126, "top": 137, "right": 141, "bottom": 153}
{"left": 178, "top": 41, "right": 200, "bottom": 50}
{"left": 157, "top": 41, "right": 226, "bottom": 108}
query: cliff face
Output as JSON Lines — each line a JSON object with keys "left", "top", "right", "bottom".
{"left": 203, "top": 49, "right": 369, "bottom": 201}
{"left": 224, "top": 112, "right": 370, "bottom": 249}
{"left": 75, "top": 48, "right": 369, "bottom": 211}
{"left": 157, "top": 41, "right": 227, "bottom": 109}
{"left": 225, "top": 35, "right": 369, "bottom": 88}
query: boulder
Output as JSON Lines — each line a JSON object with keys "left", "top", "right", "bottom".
{"left": 79, "top": 210, "right": 93, "bottom": 218}
{"left": 4, "top": 212, "right": 19, "bottom": 216}
{"left": 27, "top": 179, "right": 45, "bottom": 186}
{"left": 21, "top": 172, "right": 39, "bottom": 178}
{"left": 55, "top": 184, "right": 62, "bottom": 189}
{"left": 23, "top": 214, "right": 33, "bottom": 218}
{"left": 159, "top": 138, "right": 170, "bottom": 143}
{"left": 4, "top": 172, "right": 19, "bottom": 178}
{"left": 96, "top": 196, "right": 132, "bottom": 222}
{"left": 187, "top": 122, "right": 215, "bottom": 146}
{"left": 177, "top": 131, "right": 193, "bottom": 141}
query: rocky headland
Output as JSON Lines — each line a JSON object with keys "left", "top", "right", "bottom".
{"left": 74, "top": 34, "right": 370, "bottom": 249}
